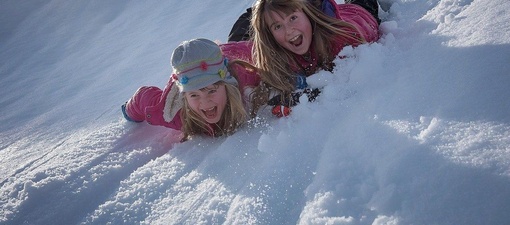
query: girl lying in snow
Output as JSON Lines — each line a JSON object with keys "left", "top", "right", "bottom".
{"left": 122, "top": 38, "right": 260, "bottom": 141}
{"left": 229, "top": 0, "right": 381, "bottom": 117}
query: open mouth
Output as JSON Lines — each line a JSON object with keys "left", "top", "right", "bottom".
{"left": 202, "top": 106, "right": 217, "bottom": 119}
{"left": 289, "top": 35, "right": 303, "bottom": 47}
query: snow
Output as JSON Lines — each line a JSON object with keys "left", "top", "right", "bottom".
{"left": 1, "top": 0, "right": 510, "bottom": 224}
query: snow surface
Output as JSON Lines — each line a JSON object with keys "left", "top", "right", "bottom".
{"left": 1, "top": 0, "right": 510, "bottom": 224}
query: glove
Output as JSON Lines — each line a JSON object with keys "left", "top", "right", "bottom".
{"left": 268, "top": 88, "right": 321, "bottom": 117}
{"left": 302, "top": 88, "right": 321, "bottom": 102}
{"left": 267, "top": 88, "right": 321, "bottom": 106}
{"left": 272, "top": 105, "right": 291, "bottom": 117}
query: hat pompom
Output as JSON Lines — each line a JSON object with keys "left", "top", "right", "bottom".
{"left": 200, "top": 61, "right": 208, "bottom": 71}
{"left": 219, "top": 69, "right": 226, "bottom": 79}
{"left": 180, "top": 76, "right": 189, "bottom": 84}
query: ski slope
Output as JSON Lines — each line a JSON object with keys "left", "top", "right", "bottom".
{"left": 1, "top": 0, "right": 510, "bottom": 224}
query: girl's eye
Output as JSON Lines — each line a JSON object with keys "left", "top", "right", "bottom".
{"left": 187, "top": 92, "right": 198, "bottom": 98}
{"left": 290, "top": 15, "right": 297, "bottom": 21}
{"left": 208, "top": 89, "right": 217, "bottom": 94}
{"left": 273, "top": 24, "right": 281, "bottom": 31}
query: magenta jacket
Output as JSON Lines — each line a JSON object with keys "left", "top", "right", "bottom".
{"left": 295, "top": 1, "right": 380, "bottom": 75}
{"left": 124, "top": 41, "right": 260, "bottom": 130}
{"left": 332, "top": 1, "right": 379, "bottom": 49}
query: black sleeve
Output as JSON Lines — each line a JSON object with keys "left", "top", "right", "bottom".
{"left": 227, "top": 8, "right": 253, "bottom": 42}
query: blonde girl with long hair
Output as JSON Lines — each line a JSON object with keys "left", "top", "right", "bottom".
{"left": 122, "top": 38, "right": 260, "bottom": 140}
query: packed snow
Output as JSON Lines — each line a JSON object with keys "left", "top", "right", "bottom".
{"left": 1, "top": 0, "right": 509, "bottom": 224}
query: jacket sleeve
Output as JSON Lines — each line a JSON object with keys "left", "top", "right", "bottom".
{"left": 336, "top": 3, "right": 379, "bottom": 42}
{"left": 124, "top": 86, "right": 163, "bottom": 122}
{"left": 228, "top": 8, "right": 253, "bottom": 42}
{"left": 220, "top": 41, "right": 260, "bottom": 91}
{"left": 329, "top": 3, "right": 379, "bottom": 56}
{"left": 220, "top": 41, "right": 261, "bottom": 111}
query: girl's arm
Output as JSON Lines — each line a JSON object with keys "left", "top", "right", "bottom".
{"left": 123, "top": 86, "right": 163, "bottom": 122}
{"left": 336, "top": 3, "right": 380, "bottom": 43}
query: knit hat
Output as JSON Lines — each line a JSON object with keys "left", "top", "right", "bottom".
{"left": 171, "top": 38, "right": 238, "bottom": 92}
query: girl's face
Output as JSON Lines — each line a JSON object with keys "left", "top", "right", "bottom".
{"left": 265, "top": 9, "right": 312, "bottom": 55}
{"left": 184, "top": 83, "right": 228, "bottom": 124}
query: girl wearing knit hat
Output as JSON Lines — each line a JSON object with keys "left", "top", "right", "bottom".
{"left": 122, "top": 38, "right": 260, "bottom": 140}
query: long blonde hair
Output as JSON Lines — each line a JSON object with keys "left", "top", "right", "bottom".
{"left": 250, "top": 0, "right": 365, "bottom": 112}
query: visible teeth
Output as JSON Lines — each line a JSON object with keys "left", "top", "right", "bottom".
{"left": 203, "top": 107, "right": 215, "bottom": 112}
{"left": 289, "top": 35, "right": 299, "bottom": 42}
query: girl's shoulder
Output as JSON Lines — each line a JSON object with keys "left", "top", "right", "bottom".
{"left": 220, "top": 41, "right": 253, "bottom": 62}
{"left": 334, "top": 3, "right": 380, "bottom": 43}
{"left": 220, "top": 42, "right": 260, "bottom": 92}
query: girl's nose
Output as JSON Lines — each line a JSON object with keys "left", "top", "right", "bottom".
{"left": 285, "top": 25, "right": 293, "bottom": 34}
{"left": 200, "top": 96, "right": 212, "bottom": 105}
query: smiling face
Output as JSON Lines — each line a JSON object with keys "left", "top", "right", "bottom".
{"left": 265, "top": 8, "right": 313, "bottom": 55}
{"left": 184, "top": 83, "right": 228, "bottom": 124}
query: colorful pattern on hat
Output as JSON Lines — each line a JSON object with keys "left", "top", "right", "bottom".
{"left": 171, "top": 38, "right": 238, "bottom": 92}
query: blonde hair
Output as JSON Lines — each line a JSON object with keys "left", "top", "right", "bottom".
{"left": 180, "top": 80, "right": 247, "bottom": 140}
{"left": 180, "top": 57, "right": 259, "bottom": 140}
{"left": 250, "top": 0, "right": 365, "bottom": 112}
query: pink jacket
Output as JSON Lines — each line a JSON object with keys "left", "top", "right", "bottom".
{"left": 295, "top": 1, "right": 379, "bottom": 75}
{"left": 331, "top": 1, "right": 379, "bottom": 51}
{"left": 124, "top": 41, "right": 260, "bottom": 130}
